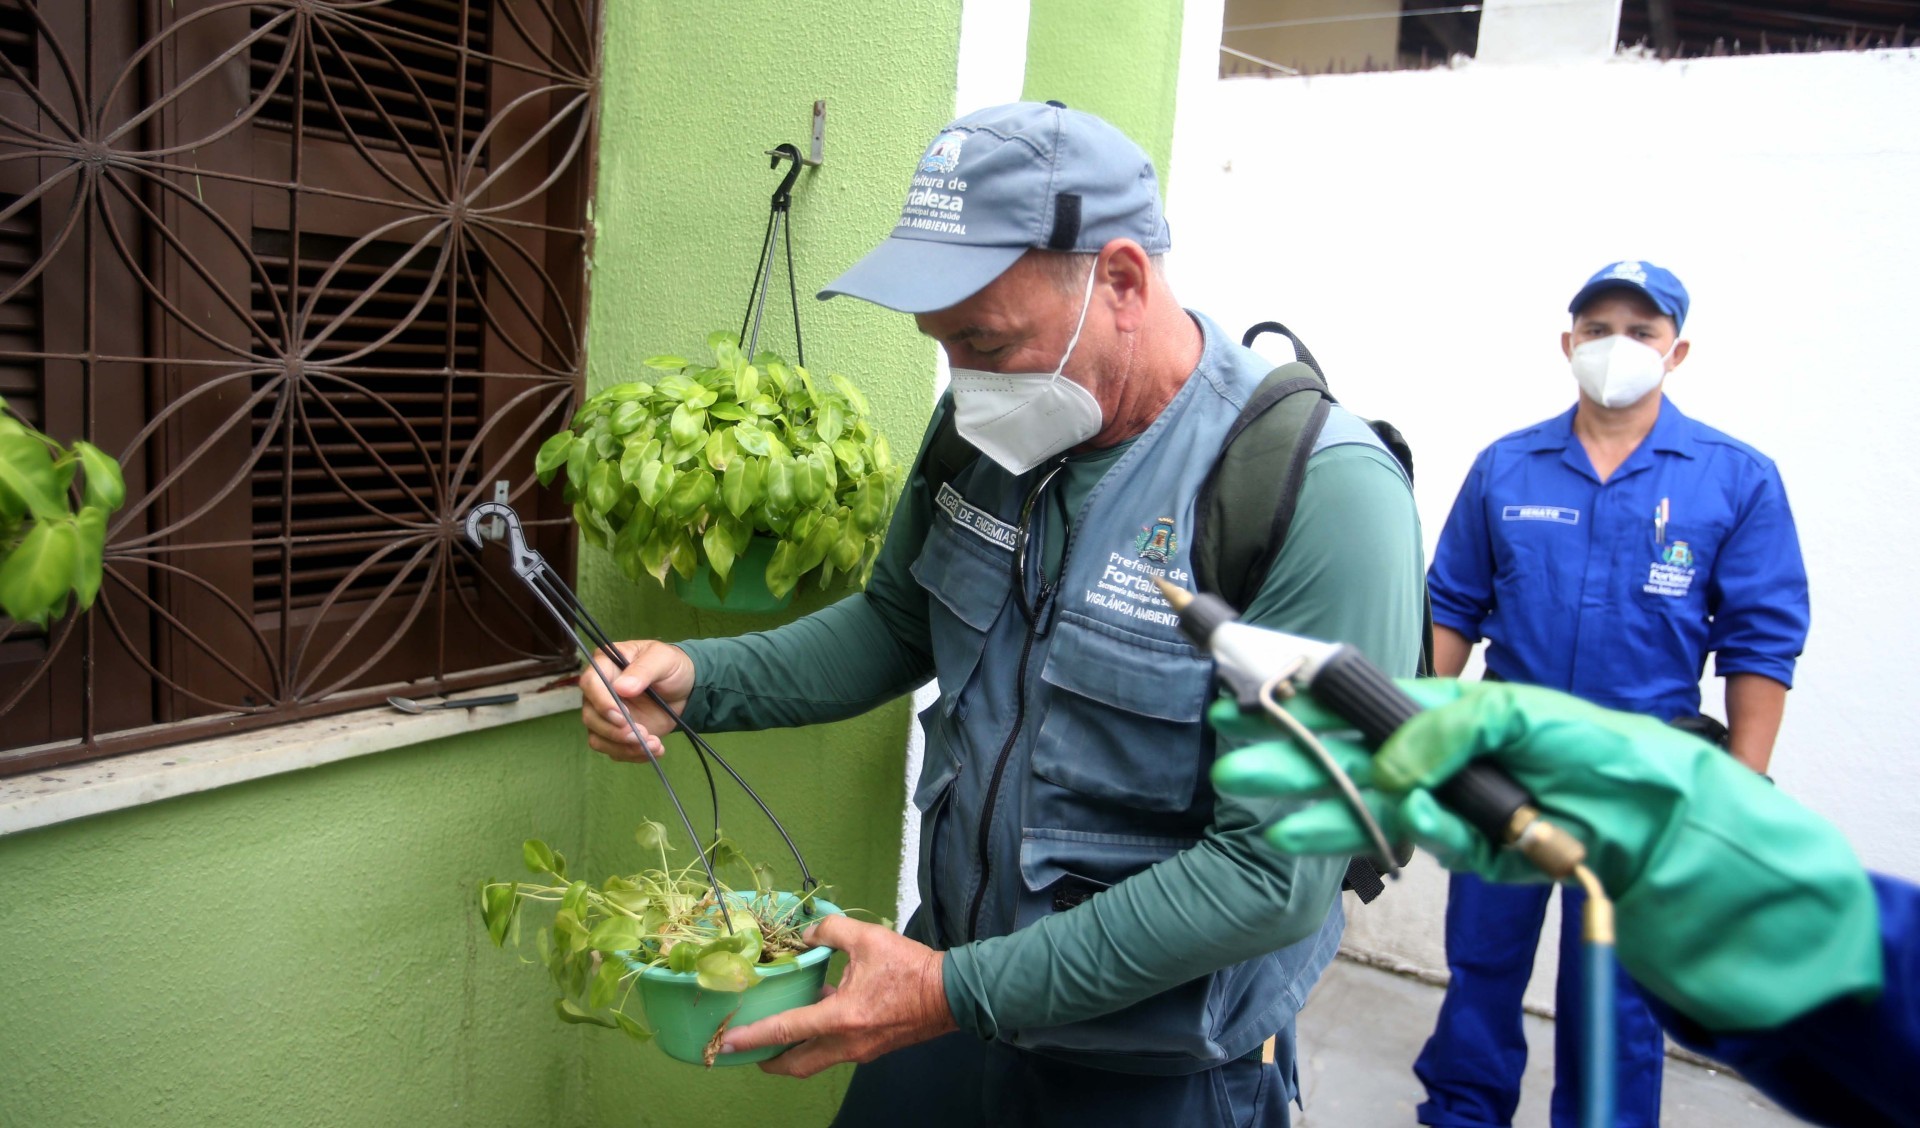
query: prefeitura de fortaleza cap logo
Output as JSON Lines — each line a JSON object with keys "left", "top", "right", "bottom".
{"left": 920, "top": 130, "right": 968, "bottom": 175}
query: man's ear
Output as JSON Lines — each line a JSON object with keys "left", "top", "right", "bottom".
{"left": 1098, "top": 239, "right": 1153, "bottom": 332}
{"left": 1561, "top": 330, "right": 1574, "bottom": 361}
{"left": 1667, "top": 339, "right": 1690, "bottom": 370}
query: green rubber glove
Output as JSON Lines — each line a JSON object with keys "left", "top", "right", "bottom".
{"left": 1210, "top": 679, "right": 1884, "bottom": 1031}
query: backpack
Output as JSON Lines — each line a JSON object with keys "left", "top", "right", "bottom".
{"left": 917, "top": 320, "right": 1428, "bottom": 902}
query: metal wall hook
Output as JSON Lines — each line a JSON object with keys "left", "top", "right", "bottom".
{"left": 762, "top": 99, "right": 826, "bottom": 170}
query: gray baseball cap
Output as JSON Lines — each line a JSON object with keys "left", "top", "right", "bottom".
{"left": 818, "top": 101, "right": 1172, "bottom": 314}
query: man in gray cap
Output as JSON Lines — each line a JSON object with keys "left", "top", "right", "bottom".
{"left": 577, "top": 102, "right": 1425, "bottom": 1125}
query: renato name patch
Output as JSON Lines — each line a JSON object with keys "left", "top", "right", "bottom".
{"left": 1502, "top": 505, "right": 1580, "bottom": 524}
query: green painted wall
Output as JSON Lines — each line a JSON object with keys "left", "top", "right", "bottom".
{"left": 575, "top": 1, "right": 958, "bottom": 1125}
{"left": 1023, "top": 0, "right": 1188, "bottom": 184}
{"left": 0, "top": 715, "right": 595, "bottom": 1128}
{"left": 0, "top": 3, "right": 1207, "bottom": 1125}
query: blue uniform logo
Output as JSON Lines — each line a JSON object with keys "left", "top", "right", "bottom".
{"left": 1662, "top": 541, "right": 1694, "bottom": 569}
{"left": 1135, "top": 517, "right": 1178, "bottom": 563}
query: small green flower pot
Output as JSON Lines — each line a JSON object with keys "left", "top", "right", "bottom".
{"left": 630, "top": 895, "right": 839, "bottom": 1066}
{"left": 673, "top": 535, "right": 794, "bottom": 614}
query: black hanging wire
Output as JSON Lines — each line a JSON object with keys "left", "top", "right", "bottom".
{"left": 463, "top": 504, "right": 819, "bottom": 916}
{"left": 737, "top": 142, "right": 806, "bottom": 366}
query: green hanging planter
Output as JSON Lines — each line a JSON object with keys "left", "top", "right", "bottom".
{"left": 629, "top": 895, "right": 841, "bottom": 1066}
{"left": 674, "top": 535, "right": 792, "bottom": 613}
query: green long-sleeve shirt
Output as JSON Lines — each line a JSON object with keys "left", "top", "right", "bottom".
{"left": 680, "top": 429, "right": 1424, "bottom": 1038}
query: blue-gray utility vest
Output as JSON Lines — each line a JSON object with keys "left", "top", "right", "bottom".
{"left": 905, "top": 313, "right": 1373, "bottom": 1075}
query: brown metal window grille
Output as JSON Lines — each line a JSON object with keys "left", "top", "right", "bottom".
{"left": 0, "top": 0, "right": 600, "bottom": 775}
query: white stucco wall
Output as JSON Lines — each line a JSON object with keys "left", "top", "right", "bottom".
{"left": 1167, "top": 47, "right": 1920, "bottom": 1003}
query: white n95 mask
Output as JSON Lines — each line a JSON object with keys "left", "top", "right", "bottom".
{"left": 948, "top": 263, "right": 1104, "bottom": 476}
{"left": 1570, "top": 334, "right": 1676, "bottom": 409}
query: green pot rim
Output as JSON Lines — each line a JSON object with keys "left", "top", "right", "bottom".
{"left": 625, "top": 895, "right": 841, "bottom": 983}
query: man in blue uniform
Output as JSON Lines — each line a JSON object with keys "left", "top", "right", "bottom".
{"left": 1418, "top": 261, "right": 1811, "bottom": 1127}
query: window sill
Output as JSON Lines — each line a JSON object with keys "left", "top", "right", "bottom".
{"left": 0, "top": 675, "right": 583, "bottom": 837}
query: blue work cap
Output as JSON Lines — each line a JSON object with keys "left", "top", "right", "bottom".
{"left": 819, "top": 101, "right": 1172, "bottom": 314}
{"left": 1569, "top": 260, "right": 1690, "bottom": 331}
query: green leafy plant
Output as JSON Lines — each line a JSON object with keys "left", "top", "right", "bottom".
{"left": 536, "top": 332, "right": 903, "bottom": 601}
{"left": 0, "top": 397, "right": 125, "bottom": 627}
{"left": 478, "top": 820, "right": 836, "bottom": 1048}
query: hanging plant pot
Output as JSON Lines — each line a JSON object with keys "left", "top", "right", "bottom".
{"left": 673, "top": 534, "right": 792, "bottom": 614}
{"left": 535, "top": 334, "right": 904, "bottom": 613}
{"left": 633, "top": 894, "right": 841, "bottom": 1067}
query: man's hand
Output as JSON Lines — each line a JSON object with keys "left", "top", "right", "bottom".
{"left": 577, "top": 640, "right": 695, "bottom": 761}
{"left": 721, "top": 915, "right": 956, "bottom": 1078}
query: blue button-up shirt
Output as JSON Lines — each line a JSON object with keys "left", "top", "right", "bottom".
{"left": 1429, "top": 396, "right": 1809, "bottom": 720}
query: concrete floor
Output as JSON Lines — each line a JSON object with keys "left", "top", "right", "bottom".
{"left": 1294, "top": 957, "right": 1800, "bottom": 1127}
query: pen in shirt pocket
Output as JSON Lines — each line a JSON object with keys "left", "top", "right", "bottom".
{"left": 1654, "top": 497, "right": 1669, "bottom": 545}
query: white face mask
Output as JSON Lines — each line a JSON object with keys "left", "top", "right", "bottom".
{"left": 1569, "top": 333, "right": 1677, "bottom": 409}
{"left": 947, "top": 263, "right": 1105, "bottom": 476}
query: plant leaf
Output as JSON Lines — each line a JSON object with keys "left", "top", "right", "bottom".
{"left": 72, "top": 441, "right": 125, "bottom": 512}
{"left": 564, "top": 432, "right": 591, "bottom": 491}
{"left": 765, "top": 452, "right": 796, "bottom": 512}
{"left": 0, "top": 519, "right": 77, "bottom": 625}
{"left": 734, "top": 364, "right": 759, "bottom": 403}
{"left": 665, "top": 468, "right": 716, "bottom": 518}
{"left": 71, "top": 505, "right": 106, "bottom": 608}
{"left": 718, "top": 463, "right": 751, "bottom": 519}
{"left": 535, "top": 432, "right": 574, "bottom": 485}
{"left": 830, "top": 373, "right": 873, "bottom": 417}
{"left": 0, "top": 429, "right": 65, "bottom": 521}
{"left": 613, "top": 1012, "right": 653, "bottom": 1043}
{"left": 731, "top": 422, "right": 771, "bottom": 458}
{"left": 555, "top": 999, "right": 618, "bottom": 1028}
{"left": 590, "top": 955, "right": 627, "bottom": 1008}
{"left": 830, "top": 438, "right": 865, "bottom": 475}
{"left": 849, "top": 477, "right": 888, "bottom": 533}
{"left": 608, "top": 400, "right": 648, "bottom": 435}
{"left": 668, "top": 530, "right": 698, "bottom": 580}
{"left": 588, "top": 917, "right": 642, "bottom": 953}
{"left": 523, "top": 839, "right": 557, "bottom": 874}
{"left": 634, "top": 460, "right": 671, "bottom": 508}
{"left": 702, "top": 427, "right": 736, "bottom": 473}
{"left": 694, "top": 950, "right": 756, "bottom": 994}
{"left": 481, "top": 882, "right": 516, "bottom": 948}
{"left": 639, "top": 530, "right": 672, "bottom": 582}
{"left": 588, "top": 461, "right": 620, "bottom": 516}
{"left": 702, "top": 522, "right": 737, "bottom": 580}
{"left": 644, "top": 354, "right": 689, "bottom": 371}
{"left": 763, "top": 540, "right": 800, "bottom": 600}
{"left": 830, "top": 520, "right": 863, "bottom": 572}
{"left": 818, "top": 401, "right": 846, "bottom": 445}
{"left": 796, "top": 512, "right": 837, "bottom": 575}
{"left": 668, "top": 403, "right": 705, "bottom": 449}
{"left": 792, "top": 455, "right": 827, "bottom": 507}
{"left": 667, "top": 941, "right": 700, "bottom": 974}
{"left": 634, "top": 819, "right": 670, "bottom": 850}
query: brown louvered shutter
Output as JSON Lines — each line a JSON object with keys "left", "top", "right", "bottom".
{"left": 0, "top": 1, "right": 596, "bottom": 773}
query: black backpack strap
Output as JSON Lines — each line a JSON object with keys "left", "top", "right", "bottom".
{"left": 1242, "top": 321, "right": 1327, "bottom": 386}
{"left": 1191, "top": 362, "right": 1331, "bottom": 611}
